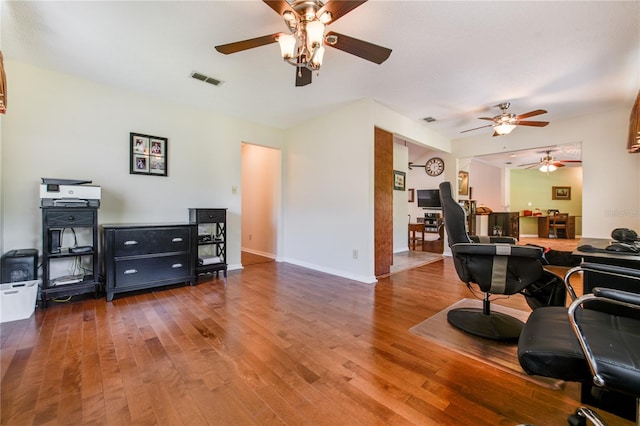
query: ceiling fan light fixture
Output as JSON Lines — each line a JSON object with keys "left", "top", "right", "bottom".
{"left": 305, "top": 20, "right": 325, "bottom": 48}
{"left": 319, "top": 11, "right": 332, "bottom": 24}
{"left": 539, "top": 164, "right": 557, "bottom": 173}
{"left": 494, "top": 123, "right": 516, "bottom": 135}
{"left": 278, "top": 33, "right": 297, "bottom": 59}
{"left": 311, "top": 45, "right": 325, "bottom": 68}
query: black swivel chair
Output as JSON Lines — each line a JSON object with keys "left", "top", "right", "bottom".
{"left": 438, "top": 181, "right": 565, "bottom": 341}
{"left": 519, "top": 286, "right": 640, "bottom": 425}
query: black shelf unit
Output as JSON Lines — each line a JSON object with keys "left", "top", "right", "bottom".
{"left": 189, "top": 208, "right": 227, "bottom": 279}
{"left": 423, "top": 212, "right": 442, "bottom": 233}
{"left": 41, "top": 207, "right": 100, "bottom": 307}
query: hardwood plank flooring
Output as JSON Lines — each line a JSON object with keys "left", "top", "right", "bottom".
{"left": 1, "top": 257, "right": 632, "bottom": 425}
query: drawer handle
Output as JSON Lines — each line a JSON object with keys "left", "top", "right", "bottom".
{"left": 172, "top": 237, "right": 183, "bottom": 243}
{"left": 68, "top": 216, "right": 75, "bottom": 221}
{"left": 208, "top": 214, "right": 214, "bottom": 218}
{"left": 171, "top": 263, "right": 183, "bottom": 269}
{"left": 124, "top": 240, "right": 138, "bottom": 246}
{"left": 124, "top": 269, "right": 138, "bottom": 275}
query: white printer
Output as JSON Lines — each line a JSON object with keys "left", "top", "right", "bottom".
{"left": 40, "top": 178, "right": 101, "bottom": 208}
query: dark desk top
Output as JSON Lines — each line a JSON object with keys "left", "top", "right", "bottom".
{"left": 574, "top": 238, "right": 640, "bottom": 262}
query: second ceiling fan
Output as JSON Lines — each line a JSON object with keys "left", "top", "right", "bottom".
{"left": 461, "top": 102, "right": 549, "bottom": 137}
{"left": 214, "top": 0, "right": 392, "bottom": 87}
{"left": 518, "top": 150, "right": 582, "bottom": 172}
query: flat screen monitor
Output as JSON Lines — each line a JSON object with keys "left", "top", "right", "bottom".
{"left": 417, "top": 189, "right": 441, "bottom": 208}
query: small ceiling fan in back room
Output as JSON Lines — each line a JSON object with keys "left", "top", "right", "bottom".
{"left": 214, "top": 0, "right": 392, "bottom": 86}
{"left": 519, "top": 150, "right": 582, "bottom": 173}
{"left": 461, "top": 102, "right": 549, "bottom": 137}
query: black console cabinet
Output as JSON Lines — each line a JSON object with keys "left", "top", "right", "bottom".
{"left": 41, "top": 207, "right": 100, "bottom": 307}
{"left": 189, "top": 208, "right": 228, "bottom": 279}
{"left": 101, "top": 223, "right": 196, "bottom": 301}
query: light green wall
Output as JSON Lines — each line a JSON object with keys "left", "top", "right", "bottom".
{"left": 510, "top": 167, "right": 583, "bottom": 235}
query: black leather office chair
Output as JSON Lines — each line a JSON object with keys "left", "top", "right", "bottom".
{"left": 518, "top": 286, "right": 640, "bottom": 425}
{"left": 439, "top": 181, "right": 565, "bottom": 340}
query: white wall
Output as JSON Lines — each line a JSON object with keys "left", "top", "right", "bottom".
{"left": 393, "top": 143, "right": 409, "bottom": 252}
{"left": 468, "top": 159, "right": 503, "bottom": 211}
{"left": 406, "top": 148, "right": 447, "bottom": 221}
{"left": 451, "top": 108, "right": 640, "bottom": 238}
{"left": 1, "top": 61, "right": 285, "bottom": 270}
{"left": 241, "top": 143, "right": 280, "bottom": 259}
{"left": 282, "top": 99, "right": 375, "bottom": 282}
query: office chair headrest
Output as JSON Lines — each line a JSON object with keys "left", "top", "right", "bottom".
{"left": 611, "top": 228, "right": 638, "bottom": 243}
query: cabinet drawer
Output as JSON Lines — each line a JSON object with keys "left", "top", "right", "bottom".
{"left": 196, "top": 209, "right": 225, "bottom": 223}
{"left": 114, "top": 254, "right": 191, "bottom": 288}
{"left": 46, "top": 210, "right": 94, "bottom": 226}
{"left": 113, "top": 227, "right": 191, "bottom": 256}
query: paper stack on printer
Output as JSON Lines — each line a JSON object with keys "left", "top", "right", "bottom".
{"left": 199, "top": 256, "right": 221, "bottom": 265}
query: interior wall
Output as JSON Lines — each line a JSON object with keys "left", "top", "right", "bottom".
{"left": 1, "top": 61, "right": 285, "bottom": 270}
{"left": 451, "top": 108, "right": 640, "bottom": 238}
{"left": 241, "top": 143, "right": 280, "bottom": 259}
{"left": 393, "top": 143, "right": 409, "bottom": 252}
{"left": 405, "top": 147, "right": 447, "bottom": 222}
{"left": 511, "top": 167, "right": 583, "bottom": 236}
{"left": 468, "top": 159, "right": 503, "bottom": 211}
{"left": 282, "top": 99, "right": 375, "bottom": 283}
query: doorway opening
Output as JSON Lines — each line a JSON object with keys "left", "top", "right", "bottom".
{"left": 241, "top": 143, "right": 281, "bottom": 266}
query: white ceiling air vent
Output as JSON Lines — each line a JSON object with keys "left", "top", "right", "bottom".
{"left": 191, "top": 72, "right": 223, "bottom": 87}
{"left": 422, "top": 117, "right": 436, "bottom": 123}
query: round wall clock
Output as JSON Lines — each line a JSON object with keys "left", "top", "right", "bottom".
{"left": 425, "top": 157, "right": 445, "bottom": 176}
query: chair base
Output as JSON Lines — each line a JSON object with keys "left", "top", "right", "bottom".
{"left": 447, "top": 307, "right": 524, "bottom": 341}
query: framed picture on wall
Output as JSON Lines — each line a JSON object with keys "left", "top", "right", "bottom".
{"left": 394, "top": 170, "right": 406, "bottom": 191}
{"left": 458, "top": 171, "right": 469, "bottom": 196}
{"left": 408, "top": 188, "right": 415, "bottom": 202}
{"left": 130, "top": 132, "right": 168, "bottom": 176}
{"left": 552, "top": 186, "right": 571, "bottom": 200}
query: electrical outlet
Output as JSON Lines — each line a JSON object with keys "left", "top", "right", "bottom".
{"left": 352, "top": 249, "right": 358, "bottom": 259}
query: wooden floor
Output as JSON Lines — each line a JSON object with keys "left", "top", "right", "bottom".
{"left": 1, "top": 255, "right": 632, "bottom": 425}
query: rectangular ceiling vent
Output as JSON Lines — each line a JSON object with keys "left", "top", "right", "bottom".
{"left": 190, "top": 72, "right": 223, "bottom": 87}
{"left": 422, "top": 116, "right": 436, "bottom": 123}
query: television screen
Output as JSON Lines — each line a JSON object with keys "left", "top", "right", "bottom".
{"left": 417, "top": 189, "right": 441, "bottom": 208}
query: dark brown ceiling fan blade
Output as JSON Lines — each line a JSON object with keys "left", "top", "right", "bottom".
{"left": 460, "top": 124, "right": 493, "bottom": 133}
{"left": 558, "top": 160, "right": 582, "bottom": 163}
{"left": 325, "top": 31, "right": 391, "bottom": 64}
{"left": 478, "top": 117, "right": 496, "bottom": 121}
{"left": 516, "top": 109, "right": 547, "bottom": 120}
{"left": 551, "top": 162, "right": 566, "bottom": 167}
{"left": 515, "top": 120, "right": 549, "bottom": 127}
{"left": 262, "top": 0, "right": 296, "bottom": 17}
{"left": 215, "top": 33, "right": 281, "bottom": 54}
{"left": 317, "top": 1, "right": 367, "bottom": 23}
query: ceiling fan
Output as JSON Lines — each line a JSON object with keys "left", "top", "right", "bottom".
{"left": 461, "top": 102, "right": 549, "bottom": 137}
{"left": 518, "top": 150, "right": 582, "bottom": 172}
{"left": 214, "top": 0, "right": 392, "bottom": 87}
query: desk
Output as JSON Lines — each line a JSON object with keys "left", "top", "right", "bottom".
{"left": 408, "top": 223, "right": 424, "bottom": 250}
{"left": 539, "top": 215, "right": 576, "bottom": 239}
{"left": 574, "top": 237, "right": 640, "bottom": 293}
{"left": 519, "top": 215, "right": 577, "bottom": 238}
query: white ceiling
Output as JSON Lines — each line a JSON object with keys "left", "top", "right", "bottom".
{"left": 2, "top": 1, "right": 639, "bottom": 141}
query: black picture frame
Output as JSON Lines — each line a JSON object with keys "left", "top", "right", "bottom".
{"left": 130, "top": 132, "right": 168, "bottom": 176}
{"left": 394, "top": 170, "right": 406, "bottom": 191}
